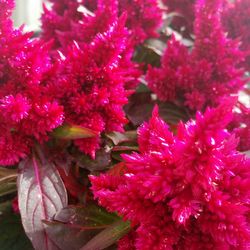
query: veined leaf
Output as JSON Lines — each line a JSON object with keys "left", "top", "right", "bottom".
{"left": 17, "top": 150, "right": 68, "bottom": 250}
{"left": 44, "top": 204, "right": 120, "bottom": 250}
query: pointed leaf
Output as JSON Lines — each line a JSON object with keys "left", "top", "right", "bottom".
{"left": 44, "top": 204, "right": 120, "bottom": 250}
{"left": 80, "top": 220, "right": 131, "bottom": 250}
{"left": 124, "top": 92, "right": 154, "bottom": 126}
{"left": 17, "top": 151, "right": 68, "bottom": 250}
{"left": 77, "top": 149, "right": 111, "bottom": 172}
{"left": 53, "top": 124, "right": 98, "bottom": 140}
{"left": 158, "top": 102, "right": 189, "bottom": 125}
{"left": 106, "top": 131, "right": 137, "bottom": 145}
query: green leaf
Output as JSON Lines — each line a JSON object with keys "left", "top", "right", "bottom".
{"left": 112, "top": 146, "right": 139, "bottom": 152}
{"left": 80, "top": 220, "right": 131, "bottom": 250}
{"left": 0, "top": 202, "right": 33, "bottom": 250}
{"left": 53, "top": 124, "right": 98, "bottom": 140}
{"left": 134, "top": 44, "right": 162, "bottom": 68}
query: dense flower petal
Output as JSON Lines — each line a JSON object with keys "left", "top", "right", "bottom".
{"left": 91, "top": 100, "right": 250, "bottom": 248}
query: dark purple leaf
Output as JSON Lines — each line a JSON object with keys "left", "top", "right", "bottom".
{"left": 106, "top": 131, "right": 137, "bottom": 145}
{"left": 77, "top": 148, "right": 111, "bottom": 172}
{"left": 44, "top": 204, "right": 119, "bottom": 250}
{"left": 125, "top": 92, "right": 154, "bottom": 126}
{"left": 17, "top": 150, "right": 68, "bottom": 250}
{"left": 125, "top": 92, "right": 189, "bottom": 127}
{"left": 80, "top": 220, "right": 131, "bottom": 250}
{"left": 158, "top": 102, "right": 189, "bottom": 124}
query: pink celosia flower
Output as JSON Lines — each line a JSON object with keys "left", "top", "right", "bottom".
{"left": 41, "top": 0, "right": 84, "bottom": 49}
{"left": 42, "top": 0, "right": 163, "bottom": 47}
{"left": 91, "top": 99, "right": 250, "bottom": 249}
{"left": 222, "top": 0, "right": 250, "bottom": 70}
{"left": 147, "top": 0, "right": 246, "bottom": 111}
{"left": 0, "top": 0, "right": 64, "bottom": 165}
{"left": 45, "top": 16, "right": 133, "bottom": 158}
{"left": 117, "top": 0, "right": 163, "bottom": 44}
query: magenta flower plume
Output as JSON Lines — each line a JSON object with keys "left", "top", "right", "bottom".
{"left": 147, "top": 0, "right": 246, "bottom": 111}
{"left": 0, "top": 0, "right": 64, "bottom": 165}
{"left": 222, "top": 0, "right": 250, "bottom": 70}
{"left": 41, "top": 0, "right": 84, "bottom": 49}
{"left": 117, "top": 0, "right": 163, "bottom": 44}
{"left": 91, "top": 98, "right": 250, "bottom": 249}
{"left": 42, "top": 0, "right": 163, "bottom": 48}
{"left": 42, "top": 0, "right": 141, "bottom": 88}
{"left": 45, "top": 16, "right": 133, "bottom": 158}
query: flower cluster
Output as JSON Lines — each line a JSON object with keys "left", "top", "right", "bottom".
{"left": 42, "top": 0, "right": 163, "bottom": 48}
{"left": 222, "top": 0, "right": 250, "bottom": 71}
{"left": 91, "top": 99, "right": 250, "bottom": 249}
{"left": 45, "top": 16, "right": 133, "bottom": 158}
{"left": 230, "top": 103, "right": 250, "bottom": 152}
{"left": 0, "top": 0, "right": 64, "bottom": 165}
{"left": 41, "top": 0, "right": 84, "bottom": 49}
{"left": 147, "top": 0, "right": 245, "bottom": 111}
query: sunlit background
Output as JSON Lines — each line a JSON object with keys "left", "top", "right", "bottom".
{"left": 12, "top": 0, "right": 45, "bottom": 31}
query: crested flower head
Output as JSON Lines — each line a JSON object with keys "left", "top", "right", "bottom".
{"left": 42, "top": 0, "right": 163, "bottom": 48}
{"left": 41, "top": 0, "right": 84, "bottom": 49}
{"left": 45, "top": 16, "right": 133, "bottom": 158}
{"left": 222, "top": 0, "right": 250, "bottom": 70}
{"left": 0, "top": 0, "right": 64, "bottom": 165}
{"left": 91, "top": 98, "right": 250, "bottom": 249}
{"left": 147, "top": 0, "right": 246, "bottom": 111}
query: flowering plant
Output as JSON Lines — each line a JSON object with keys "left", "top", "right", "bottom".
{"left": 0, "top": 0, "right": 249, "bottom": 249}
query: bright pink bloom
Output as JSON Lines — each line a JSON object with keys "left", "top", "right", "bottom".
{"left": 41, "top": 0, "right": 84, "bottom": 49}
{"left": 42, "top": 0, "right": 163, "bottom": 47}
{"left": 91, "top": 99, "right": 250, "bottom": 249}
{"left": 147, "top": 0, "right": 246, "bottom": 111}
{"left": 0, "top": 0, "right": 64, "bottom": 165}
{"left": 45, "top": 17, "right": 133, "bottom": 157}
{"left": 222, "top": 0, "right": 250, "bottom": 70}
